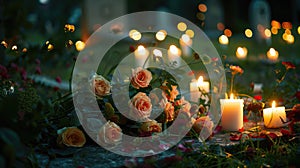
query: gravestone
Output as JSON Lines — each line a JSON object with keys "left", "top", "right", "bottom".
{"left": 204, "top": 0, "right": 224, "bottom": 33}
{"left": 82, "top": 0, "right": 127, "bottom": 39}
{"left": 249, "top": 0, "right": 271, "bottom": 44}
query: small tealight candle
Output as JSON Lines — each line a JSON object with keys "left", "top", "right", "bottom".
{"left": 236, "top": 47, "right": 247, "bottom": 60}
{"left": 134, "top": 45, "right": 149, "bottom": 67}
{"left": 168, "top": 45, "right": 181, "bottom": 67}
{"left": 263, "top": 101, "right": 286, "bottom": 128}
{"left": 220, "top": 94, "right": 244, "bottom": 131}
{"left": 189, "top": 76, "right": 210, "bottom": 103}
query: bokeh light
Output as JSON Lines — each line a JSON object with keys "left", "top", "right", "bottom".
{"left": 64, "top": 24, "right": 75, "bottom": 32}
{"left": 177, "top": 22, "right": 187, "bottom": 31}
{"left": 196, "top": 13, "right": 205, "bottom": 21}
{"left": 185, "top": 29, "right": 194, "bottom": 38}
{"left": 245, "top": 29, "right": 253, "bottom": 38}
{"left": 219, "top": 35, "right": 229, "bottom": 45}
{"left": 1, "top": 41, "right": 8, "bottom": 48}
{"left": 271, "top": 27, "right": 278, "bottom": 34}
{"left": 47, "top": 44, "right": 54, "bottom": 51}
{"left": 282, "top": 22, "right": 292, "bottom": 29}
{"left": 286, "top": 34, "right": 294, "bottom": 44}
{"left": 264, "top": 29, "right": 271, "bottom": 38}
{"left": 12, "top": 45, "right": 17, "bottom": 51}
{"left": 129, "top": 29, "right": 142, "bottom": 41}
{"left": 271, "top": 20, "right": 281, "bottom": 29}
{"left": 155, "top": 30, "right": 167, "bottom": 41}
{"left": 224, "top": 29, "right": 232, "bottom": 37}
{"left": 75, "top": 40, "right": 85, "bottom": 51}
{"left": 236, "top": 47, "right": 248, "bottom": 60}
{"left": 217, "top": 22, "right": 225, "bottom": 31}
{"left": 198, "top": 4, "right": 207, "bottom": 12}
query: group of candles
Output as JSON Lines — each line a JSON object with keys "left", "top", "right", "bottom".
{"left": 221, "top": 94, "right": 286, "bottom": 131}
{"left": 235, "top": 46, "right": 279, "bottom": 62}
{"left": 134, "top": 44, "right": 286, "bottom": 131}
{"left": 189, "top": 76, "right": 287, "bottom": 131}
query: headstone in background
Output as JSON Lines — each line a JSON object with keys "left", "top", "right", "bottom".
{"left": 204, "top": 0, "right": 224, "bottom": 37}
{"left": 249, "top": 0, "right": 271, "bottom": 44}
{"left": 82, "top": 0, "right": 127, "bottom": 40}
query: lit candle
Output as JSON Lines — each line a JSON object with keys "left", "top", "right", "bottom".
{"left": 267, "top": 48, "right": 279, "bottom": 62}
{"left": 236, "top": 47, "right": 247, "bottom": 60}
{"left": 189, "top": 76, "right": 210, "bottom": 103}
{"left": 197, "top": 76, "right": 210, "bottom": 93}
{"left": 220, "top": 94, "right": 244, "bottom": 131}
{"left": 168, "top": 45, "right": 181, "bottom": 67}
{"left": 179, "top": 34, "right": 192, "bottom": 56}
{"left": 190, "top": 79, "right": 199, "bottom": 103}
{"left": 134, "top": 45, "right": 149, "bottom": 67}
{"left": 263, "top": 101, "right": 286, "bottom": 128}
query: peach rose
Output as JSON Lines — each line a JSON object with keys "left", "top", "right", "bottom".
{"left": 160, "top": 98, "right": 175, "bottom": 122}
{"left": 175, "top": 97, "right": 191, "bottom": 113}
{"left": 97, "top": 121, "right": 122, "bottom": 146}
{"left": 91, "top": 74, "right": 111, "bottom": 97}
{"left": 129, "top": 92, "right": 152, "bottom": 121}
{"left": 139, "top": 120, "right": 162, "bottom": 135}
{"left": 193, "top": 116, "right": 214, "bottom": 136}
{"left": 162, "top": 85, "right": 179, "bottom": 102}
{"left": 130, "top": 67, "right": 152, "bottom": 89}
{"left": 57, "top": 127, "right": 86, "bottom": 147}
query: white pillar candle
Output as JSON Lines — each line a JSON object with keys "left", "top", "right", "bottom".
{"left": 263, "top": 101, "right": 286, "bottom": 128}
{"left": 189, "top": 76, "right": 210, "bottom": 103}
{"left": 168, "top": 45, "right": 181, "bottom": 67}
{"left": 197, "top": 76, "right": 210, "bottom": 93}
{"left": 134, "top": 45, "right": 149, "bottom": 67}
{"left": 220, "top": 94, "right": 244, "bottom": 131}
{"left": 190, "top": 79, "right": 199, "bottom": 103}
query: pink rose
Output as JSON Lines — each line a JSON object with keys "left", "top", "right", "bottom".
{"left": 97, "top": 121, "right": 122, "bottom": 146}
{"left": 130, "top": 67, "right": 152, "bottom": 89}
{"left": 193, "top": 116, "right": 214, "bottom": 136}
{"left": 91, "top": 74, "right": 111, "bottom": 97}
{"left": 129, "top": 92, "right": 152, "bottom": 121}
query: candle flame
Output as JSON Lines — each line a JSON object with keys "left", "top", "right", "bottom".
{"left": 169, "top": 45, "right": 179, "bottom": 55}
{"left": 230, "top": 93, "right": 234, "bottom": 99}
{"left": 181, "top": 34, "right": 191, "bottom": 43}
{"left": 197, "top": 76, "right": 203, "bottom": 86}
{"left": 272, "top": 101, "right": 276, "bottom": 108}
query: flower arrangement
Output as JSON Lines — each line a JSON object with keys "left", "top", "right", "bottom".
{"left": 86, "top": 66, "right": 215, "bottom": 149}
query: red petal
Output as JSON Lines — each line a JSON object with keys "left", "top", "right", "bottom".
{"left": 243, "top": 116, "right": 249, "bottom": 122}
{"left": 280, "top": 129, "right": 291, "bottom": 136}
{"left": 230, "top": 134, "right": 242, "bottom": 141}
{"left": 238, "top": 127, "right": 244, "bottom": 132}
{"left": 268, "top": 133, "right": 277, "bottom": 139}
